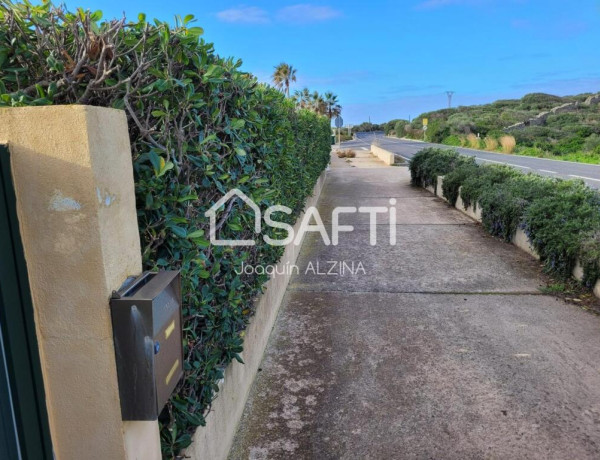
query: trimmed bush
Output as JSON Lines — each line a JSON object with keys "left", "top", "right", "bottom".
{"left": 409, "top": 148, "right": 472, "bottom": 189}
{"left": 410, "top": 148, "right": 600, "bottom": 285}
{"left": 1, "top": 2, "right": 331, "bottom": 457}
{"left": 440, "top": 157, "right": 478, "bottom": 206}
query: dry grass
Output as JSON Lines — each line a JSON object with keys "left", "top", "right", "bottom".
{"left": 484, "top": 137, "right": 498, "bottom": 151}
{"left": 500, "top": 135, "right": 516, "bottom": 154}
{"left": 467, "top": 133, "right": 480, "bottom": 149}
{"left": 336, "top": 149, "right": 356, "bottom": 158}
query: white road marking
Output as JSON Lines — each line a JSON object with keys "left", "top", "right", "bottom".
{"left": 480, "top": 158, "right": 530, "bottom": 169}
{"left": 539, "top": 169, "right": 557, "bottom": 174}
{"left": 361, "top": 147, "right": 368, "bottom": 151}
{"left": 569, "top": 174, "right": 600, "bottom": 182}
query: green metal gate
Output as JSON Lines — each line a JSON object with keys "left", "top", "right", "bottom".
{"left": 0, "top": 145, "right": 53, "bottom": 459}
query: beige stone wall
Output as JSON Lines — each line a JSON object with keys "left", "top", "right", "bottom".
{"left": 0, "top": 106, "right": 160, "bottom": 459}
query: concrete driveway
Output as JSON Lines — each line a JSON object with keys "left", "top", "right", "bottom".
{"left": 229, "top": 153, "right": 600, "bottom": 459}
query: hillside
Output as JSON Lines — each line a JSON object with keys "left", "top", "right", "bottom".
{"left": 383, "top": 92, "right": 600, "bottom": 163}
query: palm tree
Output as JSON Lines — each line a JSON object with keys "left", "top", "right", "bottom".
{"left": 310, "top": 91, "right": 326, "bottom": 116}
{"left": 324, "top": 92, "right": 342, "bottom": 120}
{"left": 293, "top": 88, "right": 311, "bottom": 109}
{"left": 272, "top": 63, "right": 297, "bottom": 97}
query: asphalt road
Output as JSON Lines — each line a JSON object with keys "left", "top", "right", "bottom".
{"left": 342, "top": 131, "right": 600, "bottom": 189}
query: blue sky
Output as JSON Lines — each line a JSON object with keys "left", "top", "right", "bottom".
{"left": 69, "top": 0, "right": 600, "bottom": 124}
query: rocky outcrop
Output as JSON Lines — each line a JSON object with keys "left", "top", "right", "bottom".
{"left": 585, "top": 94, "right": 600, "bottom": 106}
{"left": 506, "top": 110, "right": 551, "bottom": 131}
{"left": 551, "top": 101, "right": 579, "bottom": 114}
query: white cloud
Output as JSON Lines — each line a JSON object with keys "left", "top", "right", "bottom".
{"left": 276, "top": 4, "right": 342, "bottom": 23}
{"left": 216, "top": 4, "right": 341, "bottom": 26}
{"left": 216, "top": 6, "right": 270, "bottom": 24}
{"left": 415, "top": 0, "right": 489, "bottom": 10}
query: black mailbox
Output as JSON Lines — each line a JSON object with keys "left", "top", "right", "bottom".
{"left": 110, "top": 270, "right": 183, "bottom": 420}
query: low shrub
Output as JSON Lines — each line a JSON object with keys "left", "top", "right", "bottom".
{"left": 459, "top": 164, "right": 521, "bottom": 209}
{"left": 484, "top": 137, "right": 499, "bottom": 151}
{"left": 499, "top": 135, "right": 516, "bottom": 153}
{"left": 584, "top": 134, "right": 600, "bottom": 152}
{"left": 478, "top": 174, "right": 556, "bottom": 241}
{"left": 581, "top": 233, "right": 600, "bottom": 286}
{"left": 466, "top": 133, "right": 481, "bottom": 149}
{"left": 409, "top": 148, "right": 466, "bottom": 189}
{"left": 336, "top": 149, "right": 355, "bottom": 158}
{"left": 442, "top": 134, "right": 462, "bottom": 146}
{"left": 523, "top": 181, "right": 600, "bottom": 278}
{"left": 440, "top": 157, "right": 477, "bottom": 206}
{"left": 410, "top": 148, "right": 600, "bottom": 286}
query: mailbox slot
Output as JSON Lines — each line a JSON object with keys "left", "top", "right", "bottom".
{"left": 110, "top": 270, "right": 183, "bottom": 421}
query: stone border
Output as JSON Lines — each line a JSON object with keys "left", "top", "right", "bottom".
{"left": 184, "top": 169, "right": 328, "bottom": 460}
{"left": 428, "top": 175, "right": 600, "bottom": 298}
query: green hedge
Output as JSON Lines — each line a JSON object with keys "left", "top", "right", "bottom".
{"left": 1, "top": 2, "right": 331, "bottom": 457}
{"left": 409, "top": 148, "right": 600, "bottom": 286}
{"left": 409, "top": 147, "right": 475, "bottom": 192}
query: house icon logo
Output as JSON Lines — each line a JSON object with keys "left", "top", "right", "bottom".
{"left": 205, "top": 189, "right": 397, "bottom": 248}
{"left": 204, "top": 189, "right": 261, "bottom": 246}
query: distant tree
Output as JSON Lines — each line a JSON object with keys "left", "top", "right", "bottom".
{"left": 351, "top": 122, "right": 384, "bottom": 133}
{"left": 272, "top": 62, "right": 297, "bottom": 97}
{"left": 294, "top": 88, "right": 312, "bottom": 109}
{"left": 311, "top": 91, "right": 326, "bottom": 116}
{"left": 293, "top": 88, "right": 342, "bottom": 119}
{"left": 394, "top": 120, "right": 408, "bottom": 137}
{"left": 323, "top": 91, "right": 342, "bottom": 120}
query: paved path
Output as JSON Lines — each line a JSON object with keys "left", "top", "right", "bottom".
{"left": 229, "top": 153, "right": 600, "bottom": 459}
{"left": 345, "top": 132, "right": 600, "bottom": 189}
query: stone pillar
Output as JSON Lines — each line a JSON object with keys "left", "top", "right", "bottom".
{"left": 0, "top": 106, "right": 160, "bottom": 459}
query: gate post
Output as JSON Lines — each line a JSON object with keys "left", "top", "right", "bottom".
{"left": 0, "top": 106, "right": 160, "bottom": 459}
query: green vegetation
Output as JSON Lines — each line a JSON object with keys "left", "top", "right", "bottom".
{"left": 272, "top": 62, "right": 297, "bottom": 97}
{"left": 409, "top": 147, "right": 475, "bottom": 192}
{"left": 351, "top": 121, "right": 385, "bottom": 133}
{"left": 409, "top": 148, "right": 600, "bottom": 286}
{"left": 0, "top": 2, "right": 331, "bottom": 457}
{"left": 389, "top": 92, "right": 600, "bottom": 163}
{"left": 292, "top": 87, "right": 341, "bottom": 120}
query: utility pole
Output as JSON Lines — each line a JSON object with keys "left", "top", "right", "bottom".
{"left": 446, "top": 91, "right": 455, "bottom": 109}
